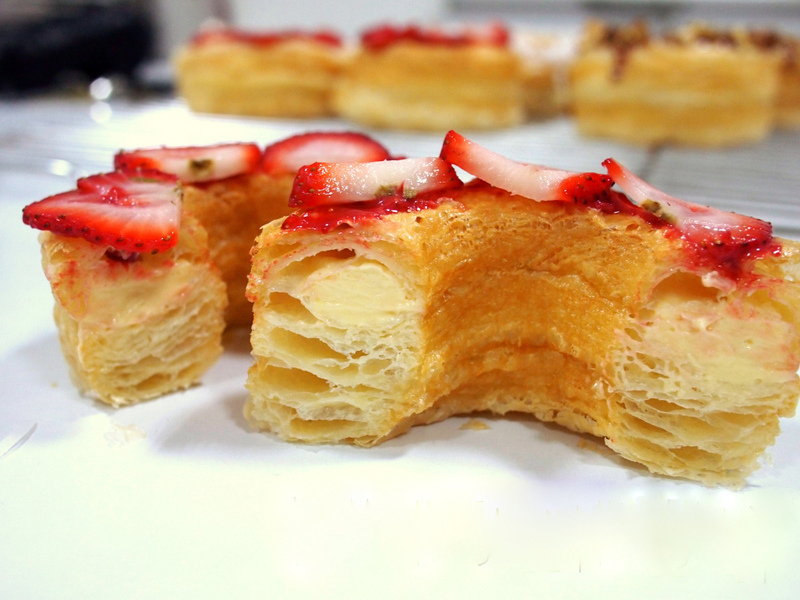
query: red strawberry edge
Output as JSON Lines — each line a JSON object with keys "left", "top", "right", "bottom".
{"left": 362, "top": 22, "right": 509, "bottom": 50}
{"left": 261, "top": 131, "right": 392, "bottom": 175}
{"left": 22, "top": 170, "right": 182, "bottom": 256}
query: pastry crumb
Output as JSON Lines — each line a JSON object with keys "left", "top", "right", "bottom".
{"left": 460, "top": 418, "right": 490, "bottom": 431}
{"left": 104, "top": 422, "right": 146, "bottom": 447}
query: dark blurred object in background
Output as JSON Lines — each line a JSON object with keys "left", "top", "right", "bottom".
{"left": 0, "top": 3, "right": 154, "bottom": 95}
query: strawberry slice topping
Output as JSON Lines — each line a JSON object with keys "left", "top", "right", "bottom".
{"left": 438, "top": 130, "right": 778, "bottom": 283}
{"left": 362, "top": 22, "right": 509, "bottom": 50}
{"left": 22, "top": 170, "right": 181, "bottom": 255}
{"left": 603, "top": 158, "right": 774, "bottom": 250}
{"left": 114, "top": 143, "right": 262, "bottom": 183}
{"left": 261, "top": 132, "right": 392, "bottom": 175}
{"left": 440, "top": 130, "right": 575, "bottom": 201}
{"left": 290, "top": 157, "right": 462, "bottom": 208}
{"left": 603, "top": 158, "right": 779, "bottom": 283}
{"left": 190, "top": 27, "right": 342, "bottom": 48}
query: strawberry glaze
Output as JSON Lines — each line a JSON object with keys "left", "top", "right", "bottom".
{"left": 560, "top": 172, "right": 664, "bottom": 226}
{"left": 361, "top": 23, "right": 509, "bottom": 51}
{"left": 282, "top": 192, "right": 451, "bottom": 233}
{"left": 284, "top": 164, "right": 780, "bottom": 284}
{"left": 190, "top": 28, "right": 342, "bottom": 48}
{"left": 562, "top": 171, "right": 780, "bottom": 282}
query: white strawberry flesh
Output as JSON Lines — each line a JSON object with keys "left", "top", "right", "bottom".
{"left": 114, "top": 143, "right": 261, "bottom": 183}
{"left": 602, "top": 158, "right": 773, "bottom": 249}
{"left": 439, "top": 130, "right": 574, "bottom": 201}
{"left": 290, "top": 157, "right": 462, "bottom": 207}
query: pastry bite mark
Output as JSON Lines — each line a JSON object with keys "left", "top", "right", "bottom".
{"left": 361, "top": 22, "right": 509, "bottom": 51}
{"left": 22, "top": 170, "right": 181, "bottom": 256}
{"left": 114, "top": 143, "right": 262, "bottom": 183}
{"left": 261, "top": 131, "right": 392, "bottom": 175}
{"left": 283, "top": 157, "right": 463, "bottom": 232}
{"left": 245, "top": 166, "right": 800, "bottom": 485}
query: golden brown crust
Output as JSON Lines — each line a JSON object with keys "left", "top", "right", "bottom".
{"left": 245, "top": 185, "right": 800, "bottom": 485}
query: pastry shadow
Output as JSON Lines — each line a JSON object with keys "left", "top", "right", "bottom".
{"left": 382, "top": 410, "right": 654, "bottom": 481}
{"left": 3, "top": 331, "right": 115, "bottom": 441}
{"left": 156, "top": 389, "right": 264, "bottom": 454}
{"left": 156, "top": 385, "right": 654, "bottom": 483}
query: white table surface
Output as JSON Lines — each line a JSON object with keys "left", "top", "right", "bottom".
{"left": 1, "top": 97, "right": 799, "bottom": 599}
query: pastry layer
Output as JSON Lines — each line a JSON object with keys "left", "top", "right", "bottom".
{"left": 174, "top": 39, "right": 344, "bottom": 118}
{"left": 571, "top": 42, "right": 779, "bottom": 147}
{"left": 332, "top": 43, "right": 525, "bottom": 130}
{"left": 777, "top": 51, "right": 800, "bottom": 128}
{"left": 183, "top": 173, "right": 294, "bottom": 326}
{"left": 569, "top": 21, "right": 783, "bottom": 148}
{"left": 42, "top": 214, "right": 227, "bottom": 406}
{"left": 246, "top": 184, "right": 800, "bottom": 485}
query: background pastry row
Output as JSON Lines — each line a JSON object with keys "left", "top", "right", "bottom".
{"left": 174, "top": 20, "right": 800, "bottom": 148}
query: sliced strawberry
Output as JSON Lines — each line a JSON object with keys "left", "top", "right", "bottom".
{"left": 362, "top": 22, "right": 509, "bottom": 51}
{"left": 602, "top": 158, "right": 773, "bottom": 249}
{"left": 290, "top": 157, "right": 462, "bottom": 207}
{"left": 440, "top": 130, "right": 575, "bottom": 201}
{"left": 22, "top": 171, "right": 181, "bottom": 254}
{"left": 114, "top": 143, "right": 262, "bottom": 183}
{"left": 261, "top": 132, "right": 392, "bottom": 175}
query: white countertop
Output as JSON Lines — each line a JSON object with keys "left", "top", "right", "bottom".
{"left": 1, "top": 97, "right": 799, "bottom": 599}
